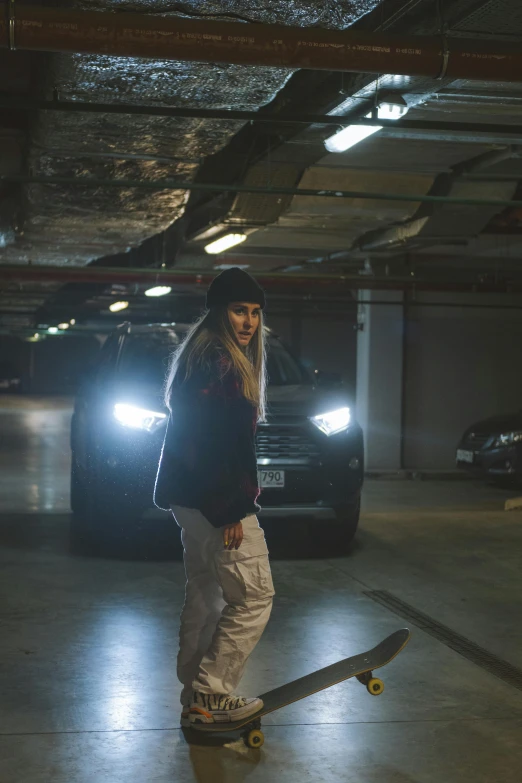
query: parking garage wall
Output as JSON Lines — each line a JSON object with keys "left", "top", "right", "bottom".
{"left": 403, "top": 292, "right": 522, "bottom": 470}
{"left": 0, "top": 335, "right": 101, "bottom": 395}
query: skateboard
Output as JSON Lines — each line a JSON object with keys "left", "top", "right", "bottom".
{"left": 190, "top": 627, "right": 410, "bottom": 748}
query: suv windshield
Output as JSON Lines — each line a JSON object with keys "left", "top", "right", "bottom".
{"left": 117, "top": 332, "right": 180, "bottom": 385}
{"left": 117, "top": 331, "right": 310, "bottom": 386}
{"left": 266, "top": 340, "right": 311, "bottom": 385}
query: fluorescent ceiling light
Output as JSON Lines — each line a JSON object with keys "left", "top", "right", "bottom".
{"left": 47, "top": 327, "right": 59, "bottom": 334}
{"left": 205, "top": 233, "right": 247, "bottom": 255}
{"left": 109, "top": 301, "right": 129, "bottom": 313}
{"left": 58, "top": 323, "right": 70, "bottom": 330}
{"left": 145, "top": 286, "right": 172, "bottom": 297}
{"left": 214, "top": 264, "right": 250, "bottom": 271}
{"left": 325, "top": 102, "right": 408, "bottom": 154}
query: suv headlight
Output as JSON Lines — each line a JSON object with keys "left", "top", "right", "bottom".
{"left": 494, "top": 431, "right": 522, "bottom": 448}
{"left": 113, "top": 403, "right": 166, "bottom": 432}
{"left": 310, "top": 407, "right": 351, "bottom": 436}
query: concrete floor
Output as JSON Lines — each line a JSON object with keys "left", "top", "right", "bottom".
{"left": 2, "top": 396, "right": 522, "bottom": 782}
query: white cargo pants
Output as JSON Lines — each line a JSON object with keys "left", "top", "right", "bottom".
{"left": 171, "top": 506, "right": 275, "bottom": 707}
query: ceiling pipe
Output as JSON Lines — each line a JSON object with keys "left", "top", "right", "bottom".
{"left": 0, "top": 264, "right": 357, "bottom": 286}
{"left": 1, "top": 97, "right": 522, "bottom": 141}
{"left": 2, "top": 97, "right": 522, "bottom": 149}
{"left": 1, "top": 5, "right": 522, "bottom": 82}
{"left": 4, "top": 174, "right": 522, "bottom": 210}
{"left": 1, "top": 265, "right": 522, "bottom": 294}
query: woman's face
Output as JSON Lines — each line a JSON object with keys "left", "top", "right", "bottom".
{"left": 227, "top": 301, "right": 261, "bottom": 347}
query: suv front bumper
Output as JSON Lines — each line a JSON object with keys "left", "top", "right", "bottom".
{"left": 259, "top": 504, "right": 337, "bottom": 520}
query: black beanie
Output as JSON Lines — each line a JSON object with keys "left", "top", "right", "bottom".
{"left": 206, "top": 267, "right": 266, "bottom": 310}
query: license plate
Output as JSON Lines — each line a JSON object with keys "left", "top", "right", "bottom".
{"left": 258, "top": 469, "right": 285, "bottom": 488}
{"left": 457, "top": 449, "right": 474, "bottom": 464}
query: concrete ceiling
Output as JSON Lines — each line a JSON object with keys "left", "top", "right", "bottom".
{"left": 1, "top": 0, "right": 522, "bottom": 332}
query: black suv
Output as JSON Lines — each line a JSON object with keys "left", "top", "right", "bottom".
{"left": 71, "top": 323, "right": 364, "bottom": 549}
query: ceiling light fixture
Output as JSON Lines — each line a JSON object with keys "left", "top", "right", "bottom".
{"left": 205, "top": 233, "right": 247, "bottom": 255}
{"left": 324, "top": 101, "right": 409, "bottom": 154}
{"left": 47, "top": 326, "right": 59, "bottom": 334}
{"left": 214, "top": 264, "right": 250, "bottom": 271}
{"left": 109, "top": 301, "right": 129, "bottom": 313}
{"left": 145, "top": 286, "right": 172, "bottom": 297}
{"left": 58, "top": 323, "right": 70, "bottom": 330}
{"left": 69, "top": 319, "right": 76, "bottom": 326}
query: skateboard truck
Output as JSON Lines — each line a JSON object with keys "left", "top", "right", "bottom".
{"left": 239, "top": 669, "right": 386, "bottom": 748}
{"left": 355, "top": 670, "right": 385, "bottom": 695}
{"left": 242, "top": 718, "right": 264, "bottom": 749}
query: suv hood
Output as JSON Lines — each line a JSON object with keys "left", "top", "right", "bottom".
{"left": 267, "top": 384, "right": 352, "bottom": 419}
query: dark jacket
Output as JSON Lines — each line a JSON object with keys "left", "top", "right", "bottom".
{"left": 154, "top": 348, "right": 261, "bottom": 527}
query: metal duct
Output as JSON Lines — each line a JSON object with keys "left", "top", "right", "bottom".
{"left": 355, "top": 147, "right": 519, "bottom": 252}
{"left": 1, "top": 5, "right": 522, "bottom": 82}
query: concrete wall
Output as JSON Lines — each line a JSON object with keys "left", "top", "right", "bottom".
{"left": 0, "top": 335, "right": 101, "bottom": 395}
{"left": 403, "top": 293, "right": 522, "bottom": 470}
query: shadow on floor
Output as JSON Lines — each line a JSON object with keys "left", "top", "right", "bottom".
{"left": 0, "top": 512, "right": 360, "bottom": 562}
{"left": 185, "top": 731, "right": 264, "bottom": 783}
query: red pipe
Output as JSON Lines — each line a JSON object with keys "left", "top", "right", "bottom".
{"left": 0, "top": 264, "right": 350, "bottom": 287}
{"left": 1, "top": 265, "right": 521, "bottom": 294}
{"left": 1, "top": 5, "right": 521, "bottom": 81}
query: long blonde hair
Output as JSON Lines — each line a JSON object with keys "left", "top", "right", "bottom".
{"left": 164, "top": 306, "right": 267, "bottom": 422}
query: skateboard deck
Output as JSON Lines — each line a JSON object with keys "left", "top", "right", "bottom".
{"left": 190, "top": 627, "right": 410, "bottom": 747}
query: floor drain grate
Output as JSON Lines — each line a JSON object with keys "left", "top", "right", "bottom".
{"left": 364, "top": 590, "right": 522, "bottom": 691}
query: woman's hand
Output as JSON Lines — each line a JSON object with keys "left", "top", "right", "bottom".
{"left": 223, "top": 522, "right": 243, "bottom": 550}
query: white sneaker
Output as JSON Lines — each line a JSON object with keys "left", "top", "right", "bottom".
{"left": 189, "top": 691, "right": 263, "bottom": 724}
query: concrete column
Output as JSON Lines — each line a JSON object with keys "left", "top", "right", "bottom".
{"left": 356, "top": 290, "right": 404, "bottom": 471}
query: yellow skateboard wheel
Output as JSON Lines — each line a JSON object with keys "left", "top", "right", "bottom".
{"left": 367, "top": 677, "right": 384, "bottom": 696}
{"left": 246, "top": 729, "right": 265, "bottom": 748}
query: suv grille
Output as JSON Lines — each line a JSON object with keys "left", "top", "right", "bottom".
{"left": 256, "top": 426, "right": 320, "bottom": 462}
{"left": 462, "top": 432, "right": 491, "bottom": 450}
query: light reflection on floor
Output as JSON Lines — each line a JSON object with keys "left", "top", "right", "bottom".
{"left": 0, "top": 397, "right": 72, "bottom": 513}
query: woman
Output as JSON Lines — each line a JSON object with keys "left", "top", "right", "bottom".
{"left": 154, "top": 267, "right": 275, "bottom": 727}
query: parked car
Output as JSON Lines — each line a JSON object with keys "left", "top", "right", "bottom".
{"left": 0, "top": 362, "right": 21, "bottom": 392}
{"left": 70, "top": 322, "right": 364, "bottom": 550}
{"left": 456, "top": 411, "right": 522, "bottom": 484}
